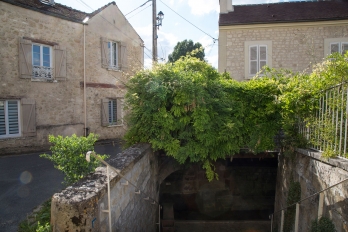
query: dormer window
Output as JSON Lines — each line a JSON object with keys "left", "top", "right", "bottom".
{"left": 39, "top": 0, "right": 55, "bottom": 6}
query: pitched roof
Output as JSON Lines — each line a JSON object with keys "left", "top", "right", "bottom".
{"left": 0, "top": 0, "right": 116, "bottom": 23}
{"left": 219, "top": 0, "right": 348, "bottom": 26}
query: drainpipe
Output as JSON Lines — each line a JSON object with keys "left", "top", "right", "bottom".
{"left": 83, "top": 17, "right": 89, "bottom": 136}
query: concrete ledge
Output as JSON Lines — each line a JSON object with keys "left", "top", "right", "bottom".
{"left": 296, "top": 148, "right": 348, "bottom": 172}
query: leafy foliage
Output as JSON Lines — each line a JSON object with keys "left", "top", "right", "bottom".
{"left": 125, "top": 56, "right": 282, "bottom": 180}
{"left": 124, "top": 52, "right": 348, "bottom": 180}
{"left": 168, "top": 39, "right": 205, "bottom": 63}
{"left": 311, "top": 217, "right": 336, "bottom": 232}
{"left": 40, "top": 133, "right": 108, "bottom": 185}
{"left": 18, "top": 200, "right": 51, "bottom": 232}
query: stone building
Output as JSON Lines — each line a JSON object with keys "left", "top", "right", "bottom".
{"left": 0, "top": 0, "right": 144, "bottom": 154}
{"left": 218, "top": 0, "right": 348, "bottom": 81}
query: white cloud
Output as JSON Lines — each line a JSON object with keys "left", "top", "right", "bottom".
{"left": 187, "top": 0, "right": 219, "bottom": 16}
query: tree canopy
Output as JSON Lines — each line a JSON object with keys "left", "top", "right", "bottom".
{"left": 168, "top": 39, "right": 205, "bottom": 63}
{"left": 124, "top": 52, "right": 348, "bottom": 180}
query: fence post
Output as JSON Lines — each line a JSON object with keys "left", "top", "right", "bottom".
{"left": 318, "top": 192, "right": 324, "bottom": 219}
{"left": 280, "top": 210, "right": 284, "bottom": 232}
{"left": 294, "top": 203, "right": 300, "bottom": 232}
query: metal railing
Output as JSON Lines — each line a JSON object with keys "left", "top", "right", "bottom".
{"left": 32, "top": 65, "right": 53, "bottom": 79}
{"left": 269, "top": 177, "right": 348, "bottom": 232}
{"left": 299, "top": 82, "right": 348, "bottom": 158}
{"left": 86, "top": 151, "right": 161, "bottom": 232}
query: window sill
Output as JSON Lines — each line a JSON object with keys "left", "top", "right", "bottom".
{"left": 31, "top": 78, "right": 58, "bottom": 83}
{"left": 0, "top": 135, "right": 22, "bottom": 140}
{"left": 107, "top": 124, "right": 124, "bottom": 128}
{"left": 107, "top": 67, "right": 122, "bottom": 72}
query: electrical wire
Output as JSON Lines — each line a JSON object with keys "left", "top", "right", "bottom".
{"left": 125, "top": 0, "right": 151, "bottom": 16}
{"left": 127, "top": 4, "right": 152, "bottom": 19}
{"left": 158, "top": 0, "right": 218, "bottom": 41}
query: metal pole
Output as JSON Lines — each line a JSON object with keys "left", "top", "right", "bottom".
{"left": 158, "top": 205, "right": 161, "bottom": 232}
{"left": 107, "top": 165, "right": 112, "bottom": 232}
{"left": 280, "top": 210, "right": 284, "bottom": 232}
{"left": 270, "top": 214, "right": 273, "bottom": 232}
{"left": 318, "top": 192, "right": 324, "bottom": 220}
{"left": 152, "top": 0, "right": 157, "bottom": 63}
{"left": 294, "top": 203, "right": 300, "bottom": 232}
{"left": 83, "top": 23, "right": 87, "bottom": 137}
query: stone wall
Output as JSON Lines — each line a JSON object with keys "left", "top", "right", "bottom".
{"left": 51, "top": 143, "right": 159, "bottom": 232}
{"left": 274, "top": 150, "right": 348, "bottom": 232}
{"left": 219, "top": 21, "right": 348, "bottom": 81}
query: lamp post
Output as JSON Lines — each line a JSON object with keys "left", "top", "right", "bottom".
{"left": 83, "top": 16, "right": 89, "bottom": 137}
{"left": 152, "top": 0, "right": 164, "bottom": 63}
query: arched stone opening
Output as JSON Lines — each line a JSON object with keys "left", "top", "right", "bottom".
{"left": 159, "top": 155, "right": 278, "bottom": 231}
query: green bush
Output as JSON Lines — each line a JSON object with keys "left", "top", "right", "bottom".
{"left": 18, "top": 200, "right": 51, "bottom": 232}
{"left": 40, "top": 133, "right": 108, "bottom": 185}
{"left": 311, "top": 217, "right": 336, "bottom": 232}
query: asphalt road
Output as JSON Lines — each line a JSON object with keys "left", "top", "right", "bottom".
{"left": 0, "top": 142, "right": 122, "bottom": 232}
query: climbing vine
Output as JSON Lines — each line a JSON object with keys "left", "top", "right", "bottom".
{"left": 124, "top": 52, "right": 348, "bottom": 180}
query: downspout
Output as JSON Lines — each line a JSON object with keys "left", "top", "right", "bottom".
{"left": 83, "top": 23, "right": 87, "bottom": 136}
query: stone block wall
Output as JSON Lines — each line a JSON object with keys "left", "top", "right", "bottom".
{"left": 51, "top": 143, "right": 159, "bottom": 232}
{"left": 219, "top": 21, "right": 348, "bottom": 81}
{"left": 274, "top": 150, "right": 348, "bottom": 232}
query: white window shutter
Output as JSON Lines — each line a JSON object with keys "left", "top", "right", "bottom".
{"left": 19, "top": 38, "right": 33, "bottom": 79}
{"left": 259, "top": 45, "right": 267, "bottom": 72}
{"left": 54, "top": 45, "right": 67, "bottom": 80}
{"left": 101, "top": 37, "right": 110, "bottom": 68}
{"left": 342, "top": 43, "right": 348, "bottom": 55}
{"left": 21, "top": 99, "right": 36, "bottom": 137}
{"left": 330, "top": 43, "right": 339, "bottom": 54}
{"left": 249, "top": 46, "right": 258, "bottom": 75}
{"left": 117, "top": 98, "right": 123, "bottom": 125}
{"left": 101, "top": 99, "right": 109, "bottom": 126}
{"left": 120, "top": 42, "right": 128, "bottom": 71}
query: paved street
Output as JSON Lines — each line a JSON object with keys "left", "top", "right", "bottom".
{"left": 0, "top": 142, "right": 122, "bottom": 232}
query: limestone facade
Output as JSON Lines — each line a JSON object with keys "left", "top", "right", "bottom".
{"left": 0, "top": 0, "right": 144, "bottom": 155}
{"left": 219, "top": 21, "right": 348, "bottom": 81}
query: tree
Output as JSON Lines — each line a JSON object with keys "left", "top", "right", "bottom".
{"left": 168, "top": 39, "right": 205, "bottom": 63}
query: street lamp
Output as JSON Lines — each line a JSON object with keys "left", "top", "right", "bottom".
{"left": 156, "top": 11, "right": 164, "bottom": 29}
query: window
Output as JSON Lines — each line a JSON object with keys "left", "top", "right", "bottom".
{"left": 324, "top": 38, "right": 348, "bottom": 57}
{"left": 101, "top": 98, "right": 123, "bottom": 126}
{"left": 108, "top": 42, "right": 119, "bottom": 69}
{"left": 101, "top": 37, "right": 128, "bottom": 71}
{"left": 249, "top": 45, "right": 267, "bottom": 76}
{"left": 32, "top": 44, "right": 53, "bottom": 79}
{"left": 108, "top": 99, "right": 117, "bottom": 125}
{"left": 19, "top": 38, "right": 67, "bottom": 80}
{"left": 244, "top": 41, "right": 272, "bottom": 79}
{"left": 0, "top": 100, "right": 20, "bottom": 138}
{"left": 330, "top": 42, "right": 348, "bottom": 55}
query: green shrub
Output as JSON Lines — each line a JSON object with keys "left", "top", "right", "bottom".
{"left": 311, "top": 217, "right": 336, "bottom": 232}
{"left": 18, "top": 200, "right": 51, "bottom": 232}
{"left": 40, "top": 133, "right": 108, "bottom": 185}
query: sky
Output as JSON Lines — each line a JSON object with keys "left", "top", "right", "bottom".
{"left": 55, "top": 0, "right": 299, "bottom": 69}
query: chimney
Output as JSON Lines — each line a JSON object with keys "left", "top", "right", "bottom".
{"left": 220, "top": 0, "right": 234, "bottom": 14}
{"left": 40, "top": 0, "right": 55, "bottom": 5}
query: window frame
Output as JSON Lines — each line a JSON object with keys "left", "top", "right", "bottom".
{"left": 108, "top": 99, "right": 118, "bottom": 126}
{"left": 324, "top": 38, "right": 348, "bottom": 56}
{"left": 244, "top": 41, "right": 272, "bottom": 79}
{"left": 0, "top": 100, "right": 21, "bottom": 139}
{"left": 249, "top": 45, "right": 268, "bottom": 76}
{"left": 108, "top": 41, "right": 119, "bottom": 70}
{"left": 32, "top": 43, "right": 53, "bottom": 79}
